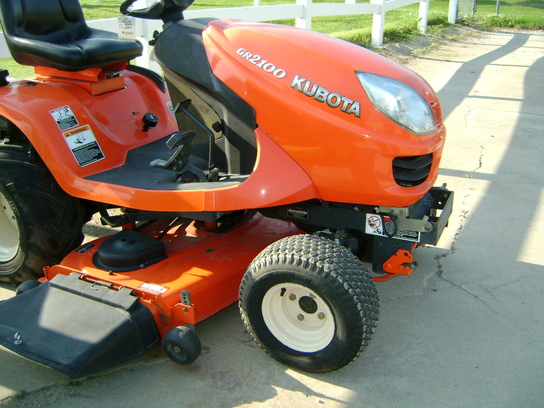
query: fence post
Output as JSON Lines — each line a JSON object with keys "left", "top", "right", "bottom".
{"left": 418, "top": 0, "right": 429, "bottom": 34}
{"left": 371, "top": 0, "right": 386, "bottom": 47}
{"left": 131, "top": 0, "right": 162, "bottom": 71}
{"left": 448, "top": 0, "right": 459, "bottom": 23}
{"left": 295, "top": 0, "right": 313, "bottom": 30}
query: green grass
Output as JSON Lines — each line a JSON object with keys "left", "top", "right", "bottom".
{"left": 461, "top": 0, "right": 544, "bottom": 30}
{"left": 2, "top": 0, "right": 543, "bottom": 78}
{"left": 1, "top": 58, "right": 32, "bottom": 79}
{"left": 8, "top": 390, "right": 27, "bottom": 402}
{"left": 78, "top": 0, "right": 544, "bottom": 44}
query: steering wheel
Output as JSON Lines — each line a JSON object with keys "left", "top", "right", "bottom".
{"left": 119, "top": 0, "right": 194, "bottom": 22}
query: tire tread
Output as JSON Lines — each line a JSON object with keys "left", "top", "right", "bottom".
{"left": 0, "top": 145, "right": 86, "bottom": 283}
{"left": 239, "top": 234, "right": 379, "bottom": 372}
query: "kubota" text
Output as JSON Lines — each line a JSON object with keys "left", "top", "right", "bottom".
{"left": 290, "top": 75, "right": 361, "bottom": 118}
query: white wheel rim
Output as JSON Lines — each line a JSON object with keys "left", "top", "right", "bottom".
{"left": 0, "top": 192, "right": 19, "bottom": 262}
{"left": 261, "top": 282, "right": 335, "bottom": 353}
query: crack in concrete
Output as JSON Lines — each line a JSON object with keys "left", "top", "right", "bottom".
{"left": 425, "top": 107, "right": 487, "bottom": 295}
{"left": 437, "top": 270, "right": 500, "bottom": 314}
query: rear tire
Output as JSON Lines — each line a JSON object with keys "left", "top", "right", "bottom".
{"left": 0, "top": 144, "right": 86, "bottom": 284}
{"left": 239, "top": 234, "right": 379, "bottom": 373}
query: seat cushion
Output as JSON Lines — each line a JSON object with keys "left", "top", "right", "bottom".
{"left": 7, "top": 28, "right": 144, "bottom": 71}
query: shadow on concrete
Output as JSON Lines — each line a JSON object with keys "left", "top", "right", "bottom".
{"left": 437, "top": 31, "right": 530, "bottom": 120}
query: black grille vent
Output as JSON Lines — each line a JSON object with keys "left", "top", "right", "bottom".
{"left": 393, "top": 153, "right": 433, "bottom": 187}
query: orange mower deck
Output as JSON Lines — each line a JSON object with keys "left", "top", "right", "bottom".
{"left": 0, "top": 213, "right": 299, "bottom": 377}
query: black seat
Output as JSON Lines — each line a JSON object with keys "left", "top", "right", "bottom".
{"left": 0, "top": 0, "right": 143, "bottom": 71}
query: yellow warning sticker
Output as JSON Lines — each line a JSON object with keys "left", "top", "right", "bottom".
{"left": 63, "top": 125, "right": 105, "bottom": 167}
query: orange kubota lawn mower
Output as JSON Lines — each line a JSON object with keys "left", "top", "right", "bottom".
{"left": 0, "top": 0, "right": 452, "bottom": 378}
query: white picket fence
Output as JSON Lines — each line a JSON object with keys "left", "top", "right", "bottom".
{"left": 0, "top": 0, "right": 431, "bottom": 64}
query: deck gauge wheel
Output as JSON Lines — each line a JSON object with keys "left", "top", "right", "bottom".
{"left": 162, "top": 325, "right": 202, "bottom": 365}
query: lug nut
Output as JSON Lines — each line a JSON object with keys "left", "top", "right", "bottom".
{"left": 289, "top": 294, "right": 296, "bottom": 301}
{"left": 297, "top": 314, "right": 304, "bottom": 321}
{"left": 317, "top": 312, "right": 325, "bottom": 320}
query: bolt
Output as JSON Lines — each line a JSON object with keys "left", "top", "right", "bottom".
{"left": 289, "top": 294, "right": 296, "bottom": 301}
{"left": 317, "top": 312, "right": 325, "bottom": 320}
{"left": 297, "top": 314, "right": 304, "bottom": 321}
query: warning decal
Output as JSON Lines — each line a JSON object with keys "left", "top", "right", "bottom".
{"left": 50, "top": 105, "right": 79, "bottom": 131}
{"left": 63, "top": 125, "right": 105, "bottom": 167}
{"left": 365, "top": 213, "right": 421, "bottom": 243}
{"left": 140, "top": 283, "right": 168, "bottom": 295}
{"left": 366, "top": 215, "right": 382, "bottom": 233}
{"left": 118, "top": 14, "right": 136, "bottom": 40}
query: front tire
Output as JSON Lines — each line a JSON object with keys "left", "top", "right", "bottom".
{"left": 239, "top": 234, "right": 379, "bottom": 373}
{"left": 0, "top": 144, "right": 86, "bottom": 283}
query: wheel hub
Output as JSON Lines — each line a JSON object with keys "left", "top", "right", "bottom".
{"left": 299, "top": 295, "right": 318, "bottom": 314}
{"left": 261, "top": 282, "right": 335, "bottom": 353}
{"left": 0, "top": 192, "right": 19, "bottom": 262}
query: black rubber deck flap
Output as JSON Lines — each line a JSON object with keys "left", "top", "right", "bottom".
{"left": 0, "top": 275, "right": 160, "bottom": 378}
{"left": 49, "top": 272, "right": 141, "bottom": 309}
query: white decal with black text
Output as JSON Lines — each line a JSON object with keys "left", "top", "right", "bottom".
{"left": 63, "top": 125, "right": 105, "bottom": 167}
{"left": 118, "top": 14, "right": 136, "bottom": 40}
{"left": 365, "top": 214, "right": 421, "bottom": 242}
{"left": 140, "top": 282, "right": 168, "bottom": 295}
{"left": 50, "top": 105, "right": 79, "bottom": 131}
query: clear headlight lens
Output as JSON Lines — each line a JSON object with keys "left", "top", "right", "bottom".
{"left": 356, "top": 71, "right": 436, "bottom": 135}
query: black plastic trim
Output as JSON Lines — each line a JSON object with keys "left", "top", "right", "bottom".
{"left": 126, "top": 64, "right": 167, "bottom": 93}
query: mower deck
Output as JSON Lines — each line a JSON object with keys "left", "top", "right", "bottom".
{"left": 0, "top": 213, "right": 299, "bottom": 377}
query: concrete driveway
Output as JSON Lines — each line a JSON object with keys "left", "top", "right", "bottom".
{"left": 0, "top": 28, "right": 543, "bottom": 408}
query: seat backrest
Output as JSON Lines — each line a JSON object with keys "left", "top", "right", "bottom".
{"left": 0, "top": 0, "right": 143, "bottom": 71}
{"left": 1, "top": 0, "right": 88, "bottom": 42}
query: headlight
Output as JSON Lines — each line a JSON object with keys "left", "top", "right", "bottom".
{"left": 356, "top": 71, "right": 436, "bottom": 135}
